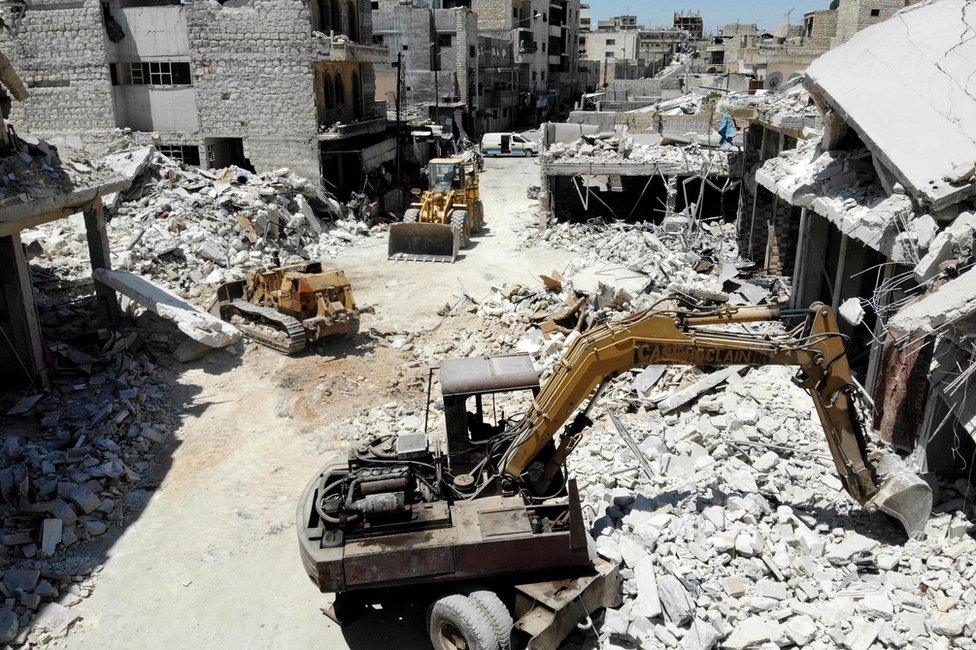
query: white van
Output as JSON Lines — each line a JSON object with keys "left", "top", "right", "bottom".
{"left": 480, "top": 132, "right": 539, "bottom": 157}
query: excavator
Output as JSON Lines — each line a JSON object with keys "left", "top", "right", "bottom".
{"left": 298, "top": 303, "right": 932, "bottom": 650}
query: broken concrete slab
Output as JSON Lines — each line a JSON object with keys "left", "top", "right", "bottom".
{"left": 41, "top": 519, "right": 62, "bottom": 556}
{"left": 889, "top": 265, "right": 976, "bottom": 338}
{"left": 657, "top": 574, "right": 694, "bottom": 626}
{"left": 805, "top": 0, "right": 976, "bottom": 211}
{"left": 633, "top": 556, "right": 663, "bottom": 619}
{"left": 93, "top": 269, "right": 241, "bottom": 348}
{"left": 657, "top": 367, "right": 746, "bottom": 414}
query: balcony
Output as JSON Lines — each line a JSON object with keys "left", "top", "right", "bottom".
{"left": 312, "top": 33, "right": 390, "bottom": 63}
{"left": 317, "top": 115, "right": 387, "bottom": 141}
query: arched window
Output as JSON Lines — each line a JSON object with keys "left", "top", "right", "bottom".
{"left": 351, "top": 70, "right": 363, "bottom": 118}
{"left": 347, "top": 1, "right": 359, "bottom": 42}
{"left": 313, "top": 0, "right": 331, "bottom": 32}
{"left": 322, "top": 72, "right": 334, "bottom": 109}
{"left": 330, "top": 0, "right": 342, "bottom": 36}
{"left": 334, "top": 72, "right": 345, "bottom": 108}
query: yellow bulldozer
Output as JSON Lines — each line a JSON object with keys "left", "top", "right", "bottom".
{"left": 388, "top": 158, "right": 486, "bottom": 263}
{"left": 214, "top": 262, "right": 359, "bottom": 355}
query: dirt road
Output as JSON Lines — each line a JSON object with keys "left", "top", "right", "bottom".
{"left": 54, "top": 157, "right": 574, "bottom": 649}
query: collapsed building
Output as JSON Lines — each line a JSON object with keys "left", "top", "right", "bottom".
{"left": 735, "top": 0, "right": 976, "bottom": 475}
{"left": 0, "top": 0, "right": 403, "bottom": 207}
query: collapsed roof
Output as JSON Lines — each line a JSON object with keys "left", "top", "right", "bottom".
{"left": 804, "top": 0, "right": 976, "bottom": 211}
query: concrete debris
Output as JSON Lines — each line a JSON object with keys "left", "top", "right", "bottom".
{"left": 93, "top": 269, "right": 241, "bottom": 348}
{"left": 546, "top": 137, "right": 732, "bottom": 176}
{"left": 22, "top": 149, "right": 377, "bottom": 306}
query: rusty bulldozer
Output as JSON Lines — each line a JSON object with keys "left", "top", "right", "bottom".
{"left": 388, "top": 158, "right": 485, "bottom": 263}
{"left": 214, "top": 262, "right": 358, "bottom": 355}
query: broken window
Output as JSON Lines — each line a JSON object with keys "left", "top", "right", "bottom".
{"left": 157, "top": 144, "right": 201, "bottom": 166}
{"left": 112, "top": 62, "right": 191, "bottom": 87}
{"left": 312, "top": 0, "right": 332, "bottom": 32}
{"left": 347, "top": 1, "right": 359, "bottom": 41}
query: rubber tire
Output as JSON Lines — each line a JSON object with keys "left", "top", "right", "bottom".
{"left": 403, "top": 208, "right": 420, "bottom": 223}
{"left": 471, "top": 201, "right": 485, "bottom": 235}
{"left": 467, "top": 591, "right": 513, "bottom": 650}
{"left": 428, "top": 594, "right": 500, "bottom": 650}
{"left": 451, "top": 210, "right": 470, "bottom": 249}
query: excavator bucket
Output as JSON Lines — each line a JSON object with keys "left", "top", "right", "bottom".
{"left": 387, "top": 222, "right": 459, "bottom": 263}
{"left": 869, "top": 451, "right": 933, "bottom": 539}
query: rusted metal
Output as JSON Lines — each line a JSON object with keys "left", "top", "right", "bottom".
{"left": 440, "top": 354, "right": 539, "bottom": 397}
{"left": 215, "top": 261, "right": 359, "bottom": 354}
{"left": 514, "top": 557, "right": 622, "bottom": 649}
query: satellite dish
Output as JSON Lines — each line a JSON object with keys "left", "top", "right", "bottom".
{"left": 764, "top": 71, "right": 784, "bottom": 90}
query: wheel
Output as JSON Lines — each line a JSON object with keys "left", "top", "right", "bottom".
{"left": 451, "top": 210, "right": 470, "bottom": 249}
{"left": 428, "top": 594, "right": 500, "bottom": 650}
{"left": 471, "top": 201, "right": 485, "bottom": 235}
{"left": 467, "top": 591, "right": 513, "bottom": 650}
{"left": 402, "top": 208, "right": 420, "bottom": 223}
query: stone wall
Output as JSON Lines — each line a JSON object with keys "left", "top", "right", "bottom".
{"left": 3, "top": 0, "right": 115, "bottom": 136}
{"left": 833, "top": 0, "right": 910, "bottom": 46}
{"left": 5, "top": 0, "right": 385, "bottom": 187}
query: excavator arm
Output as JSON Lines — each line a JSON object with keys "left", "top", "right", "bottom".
{"left": 501, "top": 303, "right": 932, "bottom": 537}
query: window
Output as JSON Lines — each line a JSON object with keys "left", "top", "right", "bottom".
{"left": 402, "top": 45, "right": 409, "bottom": 50}
{"left": 606, "top": 38, "right": 615, "bottom": 45}
{"left": 157, "top": 144, "right": 201, "bottom": 166}
{"left": 112, "top": 61, "right": 191, "bottom": 86}
{"left": 870, "top": 8, "right": 881, "bottom": 16}
{"left": 373, "top": 35, "right": 384, "bottom": 45}
{"left": 541, "top": 71, "right": 545, "bottom": 80}
{"left": 542, "top": 12, "right": 547, "bottom": 22}
{"left": 542, "top": 43, "right": 546, "bottom": 52}
{"left": 370, "top": 0, "right": 378, "bottom": 7}
{"left": 604, "top": 51, "right": 614, "bottom": 59}
{"left": 437, "top": 33, "right": 453, "bottom": 47}
{"left": 322, "top": 72, "right": 334, "bottom": 109}
{"left": 469, "top": 45, "right": 476, "bottom": 57}
{"left": 347, "top": 1, "right": 359, "bottom": 41}
{"left": 335, "top": 72, "right": 345, "bottom": 107}
{"left": 532, "top": 71, "right": 537, "bottom": 81}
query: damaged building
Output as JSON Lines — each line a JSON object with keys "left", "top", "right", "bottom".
{"left": 1, "top": 0, "right": 400, "bottom": 205}
{"left": 737, "top": 0, "right": 976, "bottom": 474}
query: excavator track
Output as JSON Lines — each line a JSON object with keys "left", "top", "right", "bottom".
{"left": 222, "top": 300, "right": 307, "bottom": 355}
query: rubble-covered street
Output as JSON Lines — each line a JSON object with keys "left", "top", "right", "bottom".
{"left": 4, "top": 1, "right": 976, "bottom": 649}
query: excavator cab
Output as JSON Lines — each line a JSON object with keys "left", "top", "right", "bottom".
{"left": 439, "top": 355, "right": 540, "bottom": 475}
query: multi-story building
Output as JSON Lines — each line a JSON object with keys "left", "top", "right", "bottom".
{"left": 471, "top": 0, "right": 582, "bottom": 123}
{"left": 2, "top": 0, "right": 393, "bottom": 203}
{"left": 596, "top": 15, "right": 637, "bottom": 31}
{"left": 582, "top": 18, "right": 686, "bottom": 85}
{"left": 372, "top": 5, "right": 480, "bottom": 130}
{"left": 832, "top": 0, "right": 915, "bottom": 46}
{"left": 673, "top": 10, "right": 704, "bottom": 40}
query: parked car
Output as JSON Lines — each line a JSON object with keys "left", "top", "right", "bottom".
{"left": 480, "top": 132, "right": 539, "bottom": 157}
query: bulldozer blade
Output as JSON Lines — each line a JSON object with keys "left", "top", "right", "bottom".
{"left": 868, "top": 451, "right": 933, "bottom": 539}
{"left": 387, "top": 223, "right": 459, "bottom": 263}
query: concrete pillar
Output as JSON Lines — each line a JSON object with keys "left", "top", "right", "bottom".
{"left": 790, "top": 208, "right": 809, "bottom": 309}
{"left": 831, "top": 234, "right": 849, "bottom": 309}
{"left": 797, "top": 213, "right": 829, "bottom": 307}
{"left": 0, "top": 232, "right": 48, "bottom": 388}
{"left": 83, "top": 198, "right": 120, "bottom": 323}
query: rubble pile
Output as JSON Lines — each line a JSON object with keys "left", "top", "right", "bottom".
{"left": 23, "top": 150, "right": 378, "bottom": 304}
{"left": 570, "top": 365, "right": 976, "bottom": 650}
{"left": 0, "top": 310, "right": 182, "bottom": 646}
{"left": 546, "top": 136, "right": 731, "bottom": 175}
